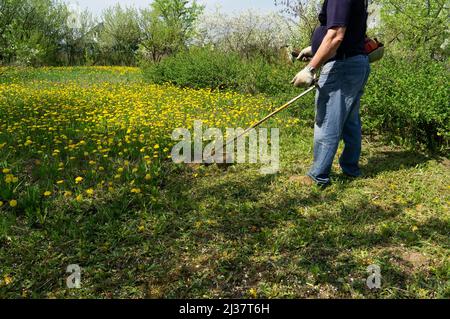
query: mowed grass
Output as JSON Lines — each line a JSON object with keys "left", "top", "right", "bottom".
{"left": 0, "top": 67, "right": 449, "bottom": 299}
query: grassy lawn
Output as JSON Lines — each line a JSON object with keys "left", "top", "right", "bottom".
{"left": 0, "top": 67, "right": 448, "bottom": 299}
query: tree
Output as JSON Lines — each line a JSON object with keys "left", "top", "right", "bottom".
{"left": 195, "top": 10, "right": 294, "bottom": 61}
{"left": 377, "top": 0, "right": 449, "bottom": 60}
{"left": 138, "top": 0, "right": 204, "bottom": 63}
{"left": 60, "top": 8, "right": 98, "bottom": 65}
{"left": 97, "top": 4, "right": 141, "bottom": 65}
{"left": 0, "top": 0, "right": 69, "bottom": 65}
{"left": 274, "top": 0, "right": 322, "bottom": 48}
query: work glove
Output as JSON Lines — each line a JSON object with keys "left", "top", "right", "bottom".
{"left": 297, "top": 46, "right": 314, "bottom": 61}
{"left": 291, "top": 65, "right": 316, "bottom": 88}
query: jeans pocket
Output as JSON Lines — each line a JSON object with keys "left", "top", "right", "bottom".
{"left": 320, "top": 61, "right": 338, "bottom": 76}
{"left": 318, "top": 61, "right": 341, "bottom": 89}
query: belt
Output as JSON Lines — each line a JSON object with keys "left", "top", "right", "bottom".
{"left": 328, "top": 52, "right": 364, "bottom": 62}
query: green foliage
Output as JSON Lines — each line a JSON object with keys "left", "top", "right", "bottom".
{"left": 138, "top": 0, "right": 204, "bottom": 63}
{"left": 377, "top": 0, "right": 449, "bottom": 60}
{"left": 143, "top": 48, "right": 243, "bottom": 90}
{"left": 0, "top": 0, "right": 69, "bottom": 66}
{"left": 59, "top": 9, "right": 99, "bottom": 66}
{"left": 142, "top": 47, "right": 299, "bottom": 94}
{"left": 362, "top": 55, "right": 449, "bottom": 151}
{"left": 97, "top": 4, "right": 141, "bottom": 66}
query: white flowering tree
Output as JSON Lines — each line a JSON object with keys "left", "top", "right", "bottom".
{"left": 195, "top": 10, "right": 296, "bottom": 61}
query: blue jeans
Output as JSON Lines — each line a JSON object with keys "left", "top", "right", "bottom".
{"left": 308, "top": 55, "right": 371, "bottom": 186}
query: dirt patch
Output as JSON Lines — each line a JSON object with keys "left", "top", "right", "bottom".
{"left": 400, "top": 251, "right": 429, "bottom": 269}
{"left": 439, "top": 157, "right": 450, "bottom": 168}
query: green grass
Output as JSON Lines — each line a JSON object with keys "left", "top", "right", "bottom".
{"left": 2, "top": 127, "right": 448, "bottom": 299}
{"left": 0, "top": 68, "right": 448, "bottom": 299}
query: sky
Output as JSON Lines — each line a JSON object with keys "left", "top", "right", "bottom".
{"left": 67, "top": 0, "right": 278, "bottom": 16}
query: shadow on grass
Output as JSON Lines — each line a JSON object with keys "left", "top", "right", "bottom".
{"left": 146, "top": 157, "right": 446, "bottom": 298}
{"left": 361, "top": 150, "right": 433, "bottom": 177}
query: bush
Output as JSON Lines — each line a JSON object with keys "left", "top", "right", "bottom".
{"left": 142, "top": 47, "right": 300, "bottom": 94}
{"left": 362, "top": 56, "right": 449, "bottom": 151}
{"left": 142, "top": 48, "right": 242, "bottom": 90}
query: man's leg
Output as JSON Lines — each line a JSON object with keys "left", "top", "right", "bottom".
{"left": 308, "top": 69, "right": 346, "bottom": 186}
{"left": 340, "top": 60, "right": 371, "bottom": 177}
{"left": 339, "top": 98, "right": 362, "bottom": 177}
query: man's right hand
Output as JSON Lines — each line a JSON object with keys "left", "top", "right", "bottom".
{"left": 297, "top": 46, "right": 314, "bottom": 61}
{"left": 291, "top": 66, "right": 316, "bottom": 88}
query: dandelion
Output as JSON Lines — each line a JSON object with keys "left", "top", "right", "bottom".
{"left": 0, "top": 201, "right": 3, "bottom": 207}
{"left": 76, "top": 195, "right": 83, "bottom": 202}
{"left": 75, "top": 176, "right": 83, "bottom": 184}
{"left": 9, "top": 200, "right": 18, "bottom": 208}
{"left": 3, "top": 275, "right": 13, "bottom": 285}
{"left": 131, "top": 188, "right": 141, "bottom": 194}
{"left": 2, "top": 168, "right": 11, "bottom": 174}
{"left": 43, "top": 191, "right": 52, "bottom": 197}
{"left": 86, "top": 188, "right": 94, "bottom": 196}
{"left": 57, "top": 180, "right": 64, "bottom": 185}
{"left": 145, "top": 174, "right": 151, "bottom": 181}
{"left": 64, "top": 191, "right": 73, "bottom": 197}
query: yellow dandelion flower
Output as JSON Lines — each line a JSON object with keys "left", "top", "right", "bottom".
{"left": 75, "top": 176, "right": 83, "bottom": 184}
{"left": 3, "top": 275, "right": 13, "bottom": 285}
{"left": 9, "top": 200, "right": 18, "bottom": 208}
{"left": 43, "top": 191, "right": 52, "bottom": 197}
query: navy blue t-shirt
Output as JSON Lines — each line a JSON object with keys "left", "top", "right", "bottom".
{"left": 311, "top": 0, "right": 368, "bottom": 57}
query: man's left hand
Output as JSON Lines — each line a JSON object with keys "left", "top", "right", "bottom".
{"left": 291, "top": 66, "right": 316, "bottom": 88}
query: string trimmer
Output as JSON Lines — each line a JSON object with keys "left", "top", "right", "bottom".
{"left": 208, "top": 85, "right": 316, "bottom": 167}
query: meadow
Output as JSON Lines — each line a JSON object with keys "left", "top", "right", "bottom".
{"left": 0, "top": 67, "right": 448, "bottom": 299}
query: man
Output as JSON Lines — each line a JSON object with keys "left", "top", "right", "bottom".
{"left": 291, "top": 0, "right": 371, "bottom": 187}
